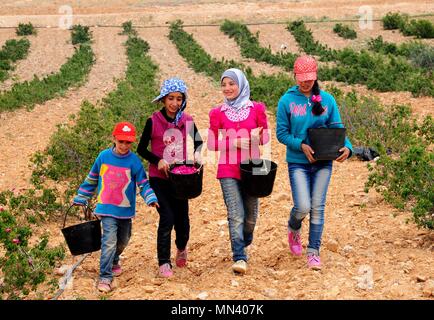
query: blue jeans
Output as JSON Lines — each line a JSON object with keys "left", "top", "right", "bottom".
{"left": 220, "top": 178, "right": 258, "bottom": 262}
{"left": 100, "top": 216, "right": 132, "bottom": 281}
{"left": 287, "top": 161, "right": 332, "bottom": 256}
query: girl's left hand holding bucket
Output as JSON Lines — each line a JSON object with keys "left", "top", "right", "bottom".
{"left": 149, "top": 201, "right": 160, "bottom": 208}
{"left": 72, "top": 195, "right": 88, "bottom": 206}
{"left": 336, "top": 147, "right": 350, "bottom": 162}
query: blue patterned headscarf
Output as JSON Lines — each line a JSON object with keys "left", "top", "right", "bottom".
{"left": 220, "top": 68, "right": 252, "bottom": 111}
{"left": 152, "top": 77, "right": 188, "bottom": 126}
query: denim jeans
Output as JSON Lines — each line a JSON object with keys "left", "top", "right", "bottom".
{"left": 220, "top": 178, "right": 258, "bottom": 262}
{"left": 150, "top": 178, "right": 189, "bottom": 267}
{"left": 100, "top": 216, "right": 132, "bottom": 281}
{"left": 287, "top": 161, "right": 332, "bottom": 256}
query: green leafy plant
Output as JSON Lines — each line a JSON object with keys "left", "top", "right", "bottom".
{"left": 16, "top": 22, "right": 37, "bottom": 36}
{"left": 382, "top": 12, "right": 407, "bottom": 30}
{"left": 0, "top": 203, "right": 65, "bottom": 299}
{"left": 0, "top": 38, "right": 30, "bottom": 82}
{"left": 382, "top": 12, "right": 434, "bottom": 38}
{"left": 333, "top": 23, "right": 357, "bottom": 39}
{"left": 120, "top": 21, "right": 138, "bottom": 36}
{"left": 71, "top": 25, "right": 92, "bottom": 45}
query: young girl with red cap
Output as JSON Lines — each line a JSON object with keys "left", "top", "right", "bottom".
{"left": 73, "top": 121, "right": 159, "bottom": 292}
{"left": 276, "top": 55, "right": 353, "bottom": 270}
{"left": 137, "top": 78, "right": 203, "bottom": 278}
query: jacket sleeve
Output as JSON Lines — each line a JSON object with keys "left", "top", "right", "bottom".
{"left": 76, "top": 155, "right": 101, "bottom": 200}
{"left": 276, "top": 96, "right": 303, "bottom": 151}
{"left": 135, "top": 160, "right": 158, "bottom": 205}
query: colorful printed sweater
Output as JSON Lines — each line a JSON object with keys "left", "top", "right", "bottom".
{"left": 75, "top": 148, "right": 157, "bottom": 219}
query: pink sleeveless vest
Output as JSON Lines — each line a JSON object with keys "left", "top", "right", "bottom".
{"left": 149, "top": 111, "right": 194, "bottom": 180}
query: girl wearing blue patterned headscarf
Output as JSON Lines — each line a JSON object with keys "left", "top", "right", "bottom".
{"left": 137, "top": 77, "right": 203, "bottom": 278}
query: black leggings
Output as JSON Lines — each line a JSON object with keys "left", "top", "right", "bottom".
{"left": 150, "top": 177, "right": 190, "bottom": 266}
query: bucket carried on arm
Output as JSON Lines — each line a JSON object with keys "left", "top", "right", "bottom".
{"left": 61, "top": 204, "right": 101, "bottom": 256}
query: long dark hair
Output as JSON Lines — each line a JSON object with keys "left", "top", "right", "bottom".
{"left": 311, "top": 80, "right": 324, "bottom": 116}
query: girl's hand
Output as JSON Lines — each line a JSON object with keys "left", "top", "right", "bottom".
{"left": 194, "top": 150, "right": 202, "bottom": 165}
{"left": 158, "top": 159, "right": 170, "bottom": 178}
{"left": 336, "top": 147, "right": 350, "bottom": 162}
{"left": 301, "top": 143, "right": 316, "bottom": 163}
{"left": 233, "top": 138, "right": 251, "bottom": 150}
{"left": 149, "top": 202, "right": 160, "bottom": 208}
{"left": 250, "top": 127, "right": 263, "bottom": 143}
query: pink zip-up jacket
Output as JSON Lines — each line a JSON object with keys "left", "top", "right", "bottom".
{"left": 208, "top": 101, "right": 270, "bottom": 180}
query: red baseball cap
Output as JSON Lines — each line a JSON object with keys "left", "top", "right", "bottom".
{"left": 294, "top": 55, "right": 318, "bottom": 82}
{"left": 112, "top": 122, "right": 136, "bottom": 142}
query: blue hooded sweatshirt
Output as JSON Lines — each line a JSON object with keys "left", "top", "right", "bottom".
{"left": 276, "top": 85, "right": 353, "bottom": 164}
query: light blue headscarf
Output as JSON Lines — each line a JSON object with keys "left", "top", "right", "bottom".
{"left": 152, "top": 77, "right": 188, "bottom": 127}
{"left": 220, "top": 68, "right": 252, "bottom": 111}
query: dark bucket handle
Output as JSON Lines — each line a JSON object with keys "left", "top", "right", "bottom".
{"left": 62, "top": 204, "right": 97, "bottom": 229}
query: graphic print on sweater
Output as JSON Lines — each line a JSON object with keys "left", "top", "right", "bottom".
{"left": 98, "top": 164, "right": 132, "bottom": 207}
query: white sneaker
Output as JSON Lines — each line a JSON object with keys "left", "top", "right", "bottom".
{"left": 232, "top": 260, "right": 247, "bottom": 274}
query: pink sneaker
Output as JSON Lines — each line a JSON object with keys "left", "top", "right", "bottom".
{"left": 176, "top": 248, "right": 187, "bottom": 268}
{"left": 97, "top": 278, "right": 112, "bottom": 293}
{"left": 112, "top": 264, "right": 122, "bottom": 277}
{"left": 307, "top": 253, "right": 322, "bottom": 270}
{"left": 288, "top": 231, "right": 302, "bottom": 256}
{"left": 159, "top": 263, "right": 173, "bottom": 278}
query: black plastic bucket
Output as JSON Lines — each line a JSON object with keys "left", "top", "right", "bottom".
{"left": 308, "top": 128, "right": 346, "bottom": 160}
{"left": 168, "top": 162, "right": 204, "bottom": 199}
{"left": 240, "top": 159, "right": 278, "bottom": 198}
{"left": 61, "top": 205, "right": 101, "bottom": 256}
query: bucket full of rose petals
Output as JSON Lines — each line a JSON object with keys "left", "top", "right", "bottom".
{"left": 168, "top": 162, "right": 203, "bottom": 199}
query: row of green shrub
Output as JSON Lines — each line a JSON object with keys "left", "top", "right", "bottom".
{"left": 368, "top": 36, "right": 434, "bottom": 71}
{"left": 220, "top": 20, "right": 297, "bottom": 71}
{"left": 288, "top": 20, "right": 434, "bottom": 97}
{"left": 0, "top": 38, "right": 31, "bottom": 82}
{"left": 170, "top": 20, "right": 433, "bottom": 229}
{"left": 0, "top": 25, "right": 94, "bottom": 113}
{"left": 382, "top": 12, "right": 434, "bottom": 38}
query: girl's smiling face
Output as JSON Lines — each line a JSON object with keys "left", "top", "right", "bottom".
{"left": 297, "top": 79, "right": 315, "bottom": 96}
{"left": 221, "top": 77, "right": 239, "bottom": 101}
{"left": 113, "top": 138, "right": 133, "bottom": 155}
{"left": 162, "top": 92, "right": 184, "bottom": 118}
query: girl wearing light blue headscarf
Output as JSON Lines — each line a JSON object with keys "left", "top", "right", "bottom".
{"left": 208, "top": 68, "right": 270, "bottom": 275}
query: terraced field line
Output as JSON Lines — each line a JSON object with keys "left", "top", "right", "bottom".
{"left": 185, "top": 25, "right": 283, "bottom": 76}
{"left": 0, "top": 29, "right": 74, "bottom": 91}
{"left": 248, "top": 24, "right": 302, "bottom": 55}
{"left": 0, "top": 27, "right": 127, "bottom": 191}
